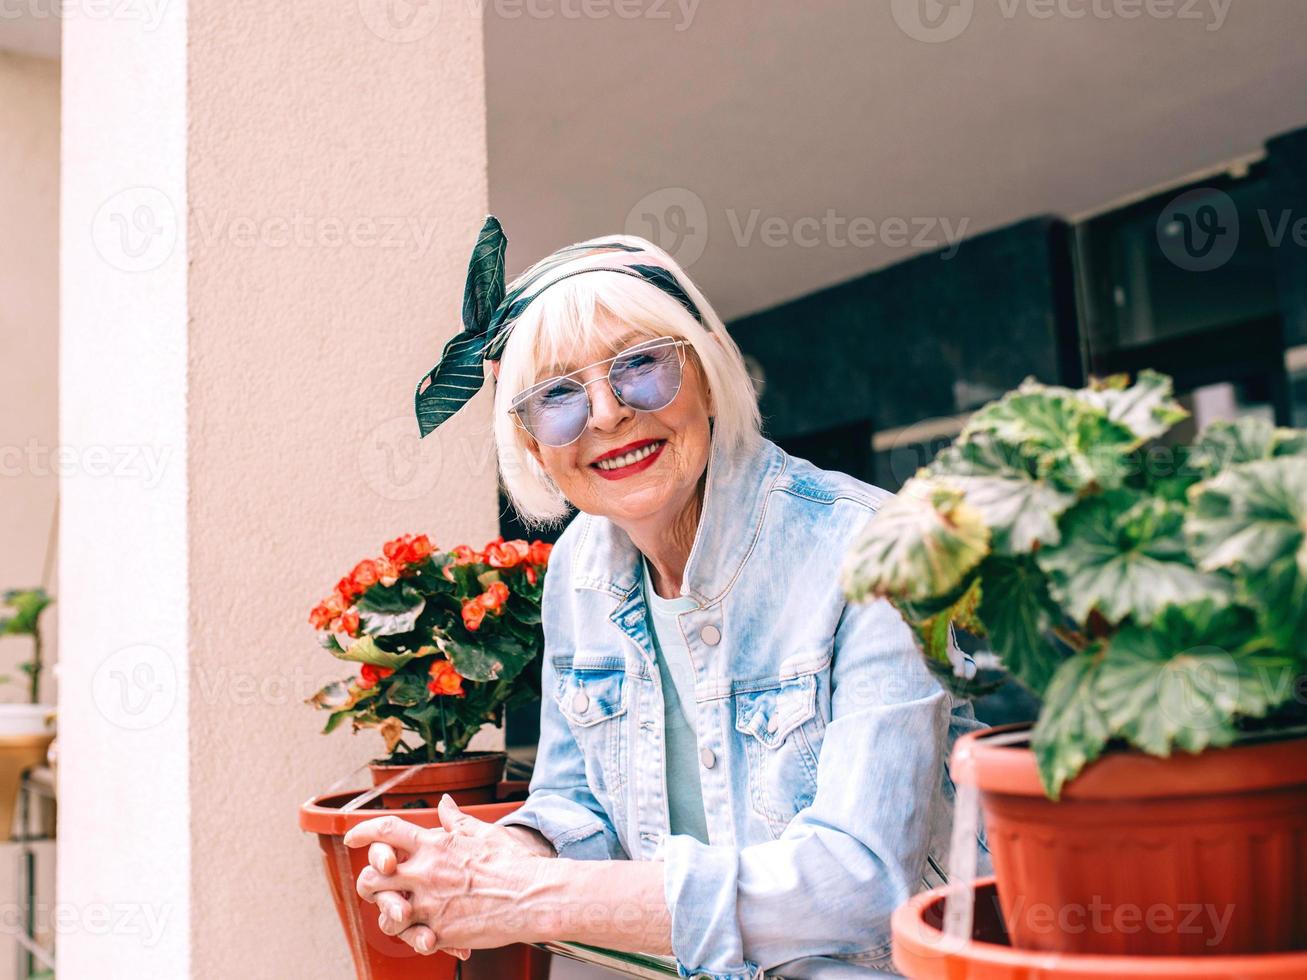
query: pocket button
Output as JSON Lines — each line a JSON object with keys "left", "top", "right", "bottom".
{"left": 700, "top": 624, "right": 721, "bottom": 645}
{"left": 767, "top": 715, "right": 780, "bottom": 734}
{"left": 572, "top": 690, "right": 590, "bottom": 713}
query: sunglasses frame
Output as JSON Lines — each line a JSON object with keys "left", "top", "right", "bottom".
{"left": 508, "top": 335, "right": 690, "bottom": 448}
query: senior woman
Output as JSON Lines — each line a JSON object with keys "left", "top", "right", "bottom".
{"left": 345, "top": 216, "right": 986, "bottom": 978}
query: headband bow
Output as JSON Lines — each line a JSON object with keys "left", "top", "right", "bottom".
{"left": 414, "top": 215, "right": 705, "bottom": 438}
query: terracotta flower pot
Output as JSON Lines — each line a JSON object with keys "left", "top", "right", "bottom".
{"left": 960, "top": 724, "right": 1307, "bottom": 956}
{"left": 299, "top": 785, "right": 550, "bottom": 980}
{"left": 891, "top": 878, "right": 1307, "bottom": 979}
{"left": 367, "top": 750, "right": 507, "bottom": 810}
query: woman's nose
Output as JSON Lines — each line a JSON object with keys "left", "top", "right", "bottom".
{"left": 587, "top": 377, "right": 635, "bottom": 432}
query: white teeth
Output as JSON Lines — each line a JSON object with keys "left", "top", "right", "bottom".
{"left": 594, "top": 441, "right": 663, "bottom": 471}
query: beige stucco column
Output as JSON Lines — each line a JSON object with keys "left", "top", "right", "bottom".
{"left": 59, "top": 2, "right": 497, "bottom": 975}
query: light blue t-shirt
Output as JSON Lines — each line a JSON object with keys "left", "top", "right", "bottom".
{"left": 641, "top": 555, "right": 711, "bottom": 844}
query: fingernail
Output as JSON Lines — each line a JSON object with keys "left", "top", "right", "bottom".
{"left": 417, "top": 934, "right": 433, "bottom": 953}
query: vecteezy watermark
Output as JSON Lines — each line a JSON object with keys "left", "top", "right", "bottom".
{"left": 1158, "top": 188, "right": 1307, "bottom": 272}
{"left": 93, "top": 186, "right": 447, "bottom": 270}
{"left": 0, "top": 0, "right": 171, "bottom": 31}
{"left": 1156, "top": 187, "right": 1240, "bottom": 272}
{"left": 92, "top": 187, "right": 179, "bottom": 274}
{"left": 0, "top": 440, "right": 173, "bottom": 490}
{"left": 1006, "top": 895, "right": 1235, "bottom": 947}
{"left": 0, "top": 900, "right": 173, "bottom": 947}
{"left": 91, "top": 644, "right": 179, "bottom": 731}
{"left": 359, "top": 416, "right": 506, "bottom": 500}
{"left": 891, "top": 0, "right": 1231, "bottom": 43}
{"left": 626, "top": 188, "right": 969, "bottom": 268}
{"left": 625, "top": 187, "right": 711, "bottom": 268}
{"left": 358, "top": 0, "right": 699, "bottom": 42}
{"left": 192, "top": 208, "right": 442, "bottom": 258}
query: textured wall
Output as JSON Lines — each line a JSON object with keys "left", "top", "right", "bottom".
{"left": 184, "top": 2, "right": 495, "bottom": 977}
{"left": 60, "top": 1, "right": 496, "bottom": 975}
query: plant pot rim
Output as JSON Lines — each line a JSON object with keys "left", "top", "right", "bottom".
{"left": 891, "top": 878, "right": 1307, "bottom": 978}
{"left": 367, "top": 749, "right": 507, "bottom": 770}
{"left": 961, "top": 722, "right": 1307, "bottom": 801}
{"left": 298, "top": 790, "right": 523, "bottom": 836}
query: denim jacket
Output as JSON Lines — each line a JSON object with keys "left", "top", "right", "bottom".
{"left": 497, "top": 427, "right": 989, "bottom": 979}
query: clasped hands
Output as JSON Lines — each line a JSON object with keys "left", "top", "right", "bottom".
{"left": 346, "top": 794, "right": 556, "bottom": 960}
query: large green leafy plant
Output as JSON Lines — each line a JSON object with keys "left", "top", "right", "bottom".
{"left": 306, "top": 533, "right": 550, "bottom": 763}
{"left": 840, "top": 372, "right": 1307, "bottom": 797}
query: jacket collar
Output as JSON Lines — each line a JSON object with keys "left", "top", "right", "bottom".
{"left": 569, "top": 426, "right": 781, "bottom": 607}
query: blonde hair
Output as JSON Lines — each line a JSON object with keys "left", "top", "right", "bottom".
{"left": 493, "top": 234, "right": 762, "bottom": 527}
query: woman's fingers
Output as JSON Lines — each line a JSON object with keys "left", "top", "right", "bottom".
{"left": 397, "top": 923, "right": 470, "bottom": 960}
{"left": 369, "top": 841, "right": 398, "bottom": 875}
{"left": 344, "top": 815, "right": 425, "bottom": 854}
{"left": 375, "top": 890, "right": 412, "bottom": 936}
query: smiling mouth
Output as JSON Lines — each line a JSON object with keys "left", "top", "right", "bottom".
{"left": 591, "top": 439, "right": 666, "bottom": 471}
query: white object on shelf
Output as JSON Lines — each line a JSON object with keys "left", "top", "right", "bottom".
{"left": 0, "top": 706, "right": 55, "bottom": 737}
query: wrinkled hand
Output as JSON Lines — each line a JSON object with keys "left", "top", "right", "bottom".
{"left": 345, "top": 795, "right": 551, "bottom": 958}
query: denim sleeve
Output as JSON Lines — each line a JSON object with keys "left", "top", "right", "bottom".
{"left": 658, "top": 595, "right": 952, "bottom": 979}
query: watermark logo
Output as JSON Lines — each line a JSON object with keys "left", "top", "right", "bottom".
{"left": 627, "top": 188, "right": 970, "bottom": 267}
{"left": 1156, "top": 187, "right": 1239, "bottom": 272}
{"left": 91, "top": 644, "right": 178, "bottom": 731}
{"left": 625, "top": 187, "right": 709, "bottom": 268}
{"left": 0, "top": 0, "right": 172, "bottom": 32}
{"left": 891, "top": 0, "right": 974, "bottom": 43}
{"left": 891, "top": 0, "right": 1231, "bottom": 42}
{"left": 92, "top": 187, "right": 178, "bottom": 273}
{"left": 358, "top": 0, "right": 442, "bottom": 42}
{"left": 359, "top": 415, "right": 447, "bottom": 501}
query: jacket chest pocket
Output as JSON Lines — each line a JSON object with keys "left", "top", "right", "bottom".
{"left": 734, "top": 673, "right": 822, "bottom": 837}
{"left": 553, "top": 666, "right": 629, "bottom": 795}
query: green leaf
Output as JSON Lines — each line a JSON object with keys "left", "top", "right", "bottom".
{"left": 1186, "top": 456, "right": 1307, "bottom": 577}
{"left": 1080, "top": 369, "right": 1188, "bottom": 442}
{"left": 0, "top": 588, "right": 52, "bottom": 637}
{"left": 1096, "top": 604, "right": 1287, "bottom": 757}
{"left": 961, "top": 379, "right": 1139, "bottom": 494}
{"left": 356, "top": 582, "right": 427, "bottom": 637}
{"left": 317, "top": 632, "right": 344, "bottom": 652}
{"left": 1037, "top": 490, "right": 1232, "bottom": 626}
{"left": 1031, "top": 650, "right": 1112, "bottom": 799}
{"left": 1187, "top": 416, "right": 1307, "bottom": 479}
{"left": 977, "top": 556, "right": 1064, "bottom": 697}
{"left": 930, "top": 436, "right": 1075, "bottom": 553}
{"left": 1187, "top": 456, "right": 1307, "bottom": 655}
{"left": 331, "top": 636, "right": 419, "bottom": 670}
{"left": 435, "top": 630, "right": 535, "bottom": 684}
{"left": 840, "top": 477, "right": 990, "bottom": 604}
{"left": 322, "top": 710, "right": 351, "bottom": 734}
{"left": 385, "top": 674, "right": 427, "bottom": 707}
{"left": 506, "top": 592, "right": 542, "bottom": 625}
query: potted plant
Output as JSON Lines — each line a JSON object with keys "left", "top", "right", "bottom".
{"left": 0, "top": 588, "right": 56, "bottom": 841}
{"left": 841, "top": 371, "right": 1307, "bottom": 958}
{"left": 306, "top": 533, "right": 550, "bottom": 805}
{"left": 301, "top": 533, "right": 553, "bottom": 980}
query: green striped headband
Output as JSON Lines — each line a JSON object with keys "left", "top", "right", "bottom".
{"left": 414, "top": 215, "right": 705, "bottom": 438}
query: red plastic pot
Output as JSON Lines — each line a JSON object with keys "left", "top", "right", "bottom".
{"left": 891, "top": 878, "right": 1307, "bottom": 979}
{"left": 367, "top": 750, "right": 507, "bottom": 809}
{"left": 960, "top": 724, "right": 1307, "bottom": 956}
{"left": 300, "top": 783, "right": 550, "bottom": 980}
